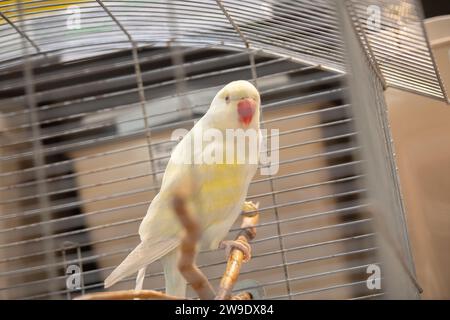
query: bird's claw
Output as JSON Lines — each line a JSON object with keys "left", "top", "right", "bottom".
{"left": 219, "top": 239, "right": 252, "bottom": 263}
{"left": 242, "top": 201, "right": 259, "bottom": 215}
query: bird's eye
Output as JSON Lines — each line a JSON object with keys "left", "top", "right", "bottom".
{"left": 225, "top": 96, "right": 230, "bottom": 103}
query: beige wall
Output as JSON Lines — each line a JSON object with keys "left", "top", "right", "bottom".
{"left": 386, "top": 88, "right": 450, "bottom": 299}
{"left": 384, "top": 15, "right": 450, "bottom": 299}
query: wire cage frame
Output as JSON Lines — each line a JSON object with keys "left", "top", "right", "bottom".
{"left": 0, "top": 0, "right": 442, "bottom": 300}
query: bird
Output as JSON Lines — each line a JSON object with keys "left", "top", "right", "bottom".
{"left": 104, "top": 80, "right": 261, "bottom": 297}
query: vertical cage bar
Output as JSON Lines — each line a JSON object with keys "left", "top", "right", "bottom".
{"left": 336, "top": 0, "right": 420, "bottom": 299}
{"left": 95, "top": 0, "right": 158, "bottom": 183}
{"left": 167, "top": 0, "right": 193, "bottom": 120}
{"left": 61, "top": 245, "right": 70, "bottom": 300}
{"left": 215, "top": 0, "right": 292, "bottom": 299}
{"left": 76, "top": 246, "right": 85, "bottom": 295}
{"left": 15, "top": 0, "right": 59, "bottom": 298}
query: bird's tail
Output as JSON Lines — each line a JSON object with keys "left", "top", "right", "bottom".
{"left": 161, "top": 249, "right": 187, "bottom": 297}
{"left": 104, "top": 239, "right": 179, "bottom": 289}
{"left": 135, "top": 267, "right": 146, "bottom": 291}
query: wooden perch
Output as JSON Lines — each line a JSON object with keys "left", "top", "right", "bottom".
{"left": 231, "top": 291, "right": 253, "bottom": 300}
{"left": 215, "top": 202, "right": 259, "bottom": 300}
{"left": 75, "top": 289, "right": 181, "bottom": 300}
{"left": 74, "top": 197, "right": 259, "bottom": 300}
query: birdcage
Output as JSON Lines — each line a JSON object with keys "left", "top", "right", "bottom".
{"left": 0, "top": 0, "right": 447, "bottom": 300}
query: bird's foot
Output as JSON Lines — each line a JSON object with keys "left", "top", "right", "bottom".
{"left": 219, "top": 239, "right": 252, "bottom": 263}
{"left": 242, "top": 201, "right": 259, "bottom": 215}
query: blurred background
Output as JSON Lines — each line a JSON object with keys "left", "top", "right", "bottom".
{"left": 0, "top": 0, "right": 448, "bottom": 300}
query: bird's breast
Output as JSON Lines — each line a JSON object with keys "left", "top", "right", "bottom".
{"left": 196, "top": 163, "right": 250, "bottom": 224}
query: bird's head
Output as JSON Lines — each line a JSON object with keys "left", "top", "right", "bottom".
{"left": 209, "top": 80, "right": 261, "bottom": 129}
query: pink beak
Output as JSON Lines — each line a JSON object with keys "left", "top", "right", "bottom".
{"left": 237, "top": 98, "right": 256, "bottom": 125}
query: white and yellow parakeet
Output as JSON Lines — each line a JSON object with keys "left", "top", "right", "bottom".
{"left": 104, "top": 80, "right": 261, "bottom": 297}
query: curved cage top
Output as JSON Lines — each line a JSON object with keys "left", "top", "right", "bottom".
{"left": 0, "top": 0, "right": 447, "bottom": 101}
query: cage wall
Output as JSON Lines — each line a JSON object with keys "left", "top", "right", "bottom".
{"left": 0, "top": 0, "right": 445, "bottom": 300}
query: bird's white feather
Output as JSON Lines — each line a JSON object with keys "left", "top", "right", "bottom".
{"left": 104, "top": 238, "right": 179, "bottom": 288}
{"left": 104, "top": 80, "right": 261, "bottom": 296}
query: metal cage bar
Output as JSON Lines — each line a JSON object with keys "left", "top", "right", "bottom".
{"left": 0, "top": 0, "right": 439, "bottom": 300}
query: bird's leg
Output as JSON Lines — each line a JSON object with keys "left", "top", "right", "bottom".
{"left": 219, "top": 239, "right": 252, "bottom": 263}
{"left": 219, "top": 201, "right": 258, "bottom": 262}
